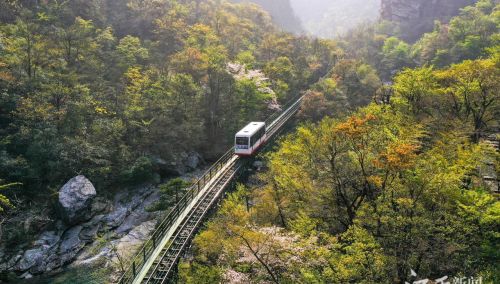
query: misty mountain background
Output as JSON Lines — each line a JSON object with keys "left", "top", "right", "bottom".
{"left": 232, "top": 0, "right": 380, "bottom": 37}
{"left": 291, "top": 0, "right": 380, "bottom": 38}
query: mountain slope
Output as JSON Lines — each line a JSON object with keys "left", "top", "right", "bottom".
{"left": 231, "top": 0, "right": 303, "bottom": 33}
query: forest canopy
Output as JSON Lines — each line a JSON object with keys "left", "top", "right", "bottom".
{"left": 0, "top": 0, "right": 340, "bottom": 196}
{"left": 0, "top": 0, "right": 498, "bottom": 283}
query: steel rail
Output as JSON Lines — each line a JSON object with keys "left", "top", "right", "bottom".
{"left": 143, "top": 159, "right": 242, "bottom": 283}
{"left": 117, "top": 149, "right": 236, "bottom": 284}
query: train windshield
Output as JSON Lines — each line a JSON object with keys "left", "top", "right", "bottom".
{"left": 236, "top": 137, "right": 249, "bottom": 146}
{"left": 236, "top": 137, "right": 248, "bottom": 146}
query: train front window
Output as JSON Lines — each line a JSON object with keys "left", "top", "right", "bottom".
{"left": 236, "top": 137, "right": 249, "bottom": 149}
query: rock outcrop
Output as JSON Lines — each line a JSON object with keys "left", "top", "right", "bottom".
{"left": 381, "top": 0, "right": 477, "bottom": 41}
{"left": 0, "top": 158, "right": 205, "bottom": 279}
{"left": 0, "top": 184, "right": 161, "bottom": 278}
{"left": 58, "top": 175, "right": 97, "bottom": 225}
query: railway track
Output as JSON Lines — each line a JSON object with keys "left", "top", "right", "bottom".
{"left": 142, "top": 158, "right": 242, "bottom": 283}
{"left": 117, "top": 94, "right": 303, "bottom": 284}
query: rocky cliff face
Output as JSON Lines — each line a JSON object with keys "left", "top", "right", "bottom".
{"left": 0, "top": 181, "right": 160, "bottom": 280}
{"left": 381, "top": 0, "right": 477, "bottom": 41}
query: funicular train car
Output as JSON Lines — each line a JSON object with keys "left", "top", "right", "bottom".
{"left": 234, "top": 122, "right": 267, "bottom": 156}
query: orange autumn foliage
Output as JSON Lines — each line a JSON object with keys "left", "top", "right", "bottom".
{"left": 0, "top": 61, "right": 13, "bottom": 82}
{"left": 374, "top": 142, "right": 418, "bottom": 171}
{"left": 334, "top": 113, "right": 377, "bottom": 137}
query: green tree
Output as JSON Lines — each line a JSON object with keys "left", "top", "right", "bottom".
{"left": 392, "top": 66, "right": 439, "bottom": 115}
{"left": 448, "top": 1, "right": 499, "bottom": 62}
{"left": 234, "top": 78, "right": 272, "bottom": 125}
{"left": 155, "top": 178, "right": 191, "bottom": 210}
{"left": 331, "top": 60, "right": 381, "bottom": 109}
{"left": 380, "top": 37, "right": 413, "bottom": 79}
{"left": 56, "top": 17, "right": 96, "bottom": 68}
{"left": 264, "top": 56, "right": 296, "bottom": 99}
{"left": 116, "top": 35, "right": 148, "bottom": 71}
{"left": 2, "top": 19, "right": 46, "bottom": 81}
{"left": 295, "top": 226, "right": 392, "bottom": 283}
{"left": 436, "top": 58, "right": 500, "bottom": 141}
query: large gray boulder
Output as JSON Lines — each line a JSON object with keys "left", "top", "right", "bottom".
{"left": 58, "top": 175, "right": 97, "bottom": 225}
{"left": 185, "top": 151, "right": 203, "bottom": 170}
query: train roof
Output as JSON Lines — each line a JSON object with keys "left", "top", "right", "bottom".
{"left": 236, "top": 122, "right": 265, "bottom": 137}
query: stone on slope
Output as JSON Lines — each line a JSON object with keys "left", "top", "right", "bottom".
{"left": 58, "top": 175, "right": 97, "bottom": 225}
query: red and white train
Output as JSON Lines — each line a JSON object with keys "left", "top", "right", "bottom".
{"left": 234, "top": 122, "right": 267, "bottom": 156}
